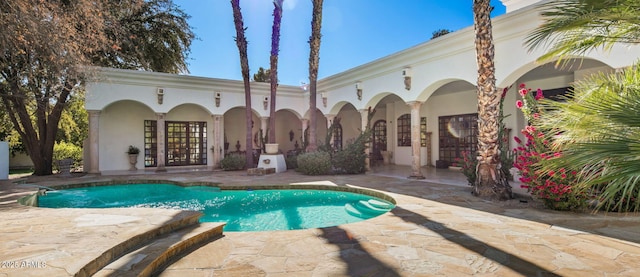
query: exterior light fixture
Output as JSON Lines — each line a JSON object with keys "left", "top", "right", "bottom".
{"left": 156, "top": 88, "right": 164, "bottom": 104}
{"left": 355, "top": 82, "right": 363, "bottom": 100}
{"left": 402, "top": 67, "right": 412, "bottom": 91}
{"left": 321, "top": 92, "right": 327, "bottom": 107}
{"left": 263, "top": 96, "right": 269, "bottom": 110}
{"left": 214, "top": 91, "right": 221, "bottom": 107}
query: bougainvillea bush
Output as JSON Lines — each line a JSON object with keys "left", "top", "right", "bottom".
{"left": 513, "top": 84, "right": 588, "bottom": 210}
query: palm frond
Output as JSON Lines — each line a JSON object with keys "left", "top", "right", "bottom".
{"left": 537, "top": 65, "right": 640, "bottom": 212}
{"left": 526, "top": 0, "right": 640, "bottom": 65}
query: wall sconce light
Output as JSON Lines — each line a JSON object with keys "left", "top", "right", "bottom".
{"left": 263, "top": 96, "right": 269, "bottom": 110}
{"left": 402, "top": 67, "right": 412, "bottom": 91}
{"left": 355, "top": 82, "right": 363, "bottom": 100}
{"left": 156, "top": 88, "right": 164, "bottom": 104}
{"left": 214, "top": 91, "right": 221, "bottom": 107}
{"left": 321, "top": 92, "right": 327, "bottom": 107}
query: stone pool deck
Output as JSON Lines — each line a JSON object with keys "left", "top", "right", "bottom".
{"left": 1, "top": 165, "right": 640, "bottom": 276}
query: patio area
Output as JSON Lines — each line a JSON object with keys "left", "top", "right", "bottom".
{"left": 1, "top": 165, "right": 640, "bottom": 276}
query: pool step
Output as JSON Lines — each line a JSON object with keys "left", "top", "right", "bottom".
{"left": 93, "top": 222, "right": 225, "bottom": 277}
{"left": 367, "top": 199, "right": 394, "bottom": 210}
{"left": 75, "top": 211, "right": 203, "bottom": 277}
{"left": 345, "top": 199, "right": 394, "bottom": 218}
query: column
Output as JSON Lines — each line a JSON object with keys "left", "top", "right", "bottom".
{"left": 359, "top": 109, "right": 370, "bottom": 170}
{"left": 260, "top": 116, "right": 269, "bottom": 147}
{"left": 213, "top": 115, "right": 223, "bottom": 168}
{"left": 326, "top": 114, "right": 335, "bottom": 147}
{"left": 426, "top": 132, "right": 433, "bottom": 167}
{"left": 301, "top": 119, "right": 309, "bottom": 144}
{"left": 408, "top": 101, "right": 425, "bottom": 179}
{"left": 156, "top": 113, "right": 167, "bottom": 172}
{"left": 87, "top": 110, "right": 100, "bottom": 174}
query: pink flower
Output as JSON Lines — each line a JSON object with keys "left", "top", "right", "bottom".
{"left": 516, "top": 100, "right": 524, "bottom": 109}
{"left": 519, "top": 83, "right": 526, "bottom": 89}
{"left": 525, "top": 125, "right": 536, "bottom": 133}
{"left": 514, "top": 136, "right": 522, "bottom": 144}
{"left": 535, "top": 88, "right": 544, "bottom": 100}
{"left": 519, "top": 88, "right": 528, "bottom": 96}
{"left": 533, "top": 113, "right": 540, "bottom": 119}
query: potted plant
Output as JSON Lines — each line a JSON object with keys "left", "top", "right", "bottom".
{"left": 127, "top": 145, "right": 140, "bottom": 171}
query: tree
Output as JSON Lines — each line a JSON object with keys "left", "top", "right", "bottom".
{"left": 253, "top": 67, "right": 271, "bottom": 82}
{"left": 0, "top": 0, "right": 195, "bottom": 175}
{"left": 431, "top": 29, "right": 452, "bottom": 39}
{"left": 92, "top": 0, "right": 195, "bottom": 74}
{"left": 525, "top": 0, "right": 640, "bottom": 65}
{"left": 525, "top": 0, "right": 640, "bottom": 211}
{"left": 306, "top": 0, "right": 324, "bottom": 152}
{"left": 230, "top": 0, "right": 254, "bottom": 167}
{"left": 268, "top": 0, "right": 284, "bottom": 144}
{"left": 0, "top": 0, "right": 111, "bottom": 176}
{"left": 472, "top": 0, "right": 512, "bottom": 199}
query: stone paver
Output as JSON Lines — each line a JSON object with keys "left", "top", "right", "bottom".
{"left": 1, "top": 166, "right": 639, "bottom": 276}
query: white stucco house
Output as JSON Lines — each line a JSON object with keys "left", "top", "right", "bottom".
{"left": 84, "top": 0, "right": 640, "bottom": 177}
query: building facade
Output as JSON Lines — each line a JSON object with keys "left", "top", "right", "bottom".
{"left": 85, "top": 0, "right": 640, "bottom": 176}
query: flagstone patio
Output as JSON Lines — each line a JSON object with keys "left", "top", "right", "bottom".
{"left": 1, "top": 165, "right": 639, "bottom": 276}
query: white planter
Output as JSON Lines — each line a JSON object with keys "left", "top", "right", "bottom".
{"left": 128, "top": 154, "right": 138, "bottom": 171}
{"left": 265, "top": 143, "right": 279, "bottom": 154}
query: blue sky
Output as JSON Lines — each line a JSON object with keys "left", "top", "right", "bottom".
{"left": 174, "top": 0, "right": 506, "bottom": 86}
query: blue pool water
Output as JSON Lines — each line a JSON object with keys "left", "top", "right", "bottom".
{"left": 37, "top": 184, "right": 394, "bottom": 232}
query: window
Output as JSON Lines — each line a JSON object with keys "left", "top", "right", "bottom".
{"left": 438, "top": 113, "right": 478, "bottom": 164}
{"left": 420, "top": 117, "right": 427, "bottom": 147}
{"left": 144, "top": 120, "right": 157, "bottom": 167}
{"left": 397, "top": 114, "right": 411, "bottom": 146}
{"left": 333, "top": 123, "right": 343, "bottom": 150}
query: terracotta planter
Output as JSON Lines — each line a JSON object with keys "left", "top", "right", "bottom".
{"left": 265, "top": 143, "right": 279, "bottom": 154}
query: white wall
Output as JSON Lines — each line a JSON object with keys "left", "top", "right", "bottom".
{"left": 99, "top": 101, "right": 155, "bottom": 171}
{"left": 0, "top": 142, "right": 8, "bottom": 180}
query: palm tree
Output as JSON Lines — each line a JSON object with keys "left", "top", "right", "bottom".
{"left": 537, "top": 68, "right": 640, "bottom": 212}
{"left": 306, "top": 0, "right": 323, "bottom": 152}
{"left": 230, "top": 0, "right": 254, "bottom": 167}
{"left": 525, "top": 0, "right": 640, "bottom": 64}
{"left": 472, "top": 0, "right": 512, "bottom": 200}
{"left": 525, "top": 0, "right": 640, "bottom": 211}
{"left": 268, "top": 0, "right": 284, "bottom": 144}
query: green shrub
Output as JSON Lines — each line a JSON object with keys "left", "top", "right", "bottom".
{"left": 53, "top": 141, "right": 82, "bottom": 170}
{"left": 220, "top": 154, "right": 245, "bottom": 171}
{"left": 332, "top": 129, "right": 370, "bottom": 174}
{"left": 297, "top": 151, "right": 331, "bottom": 175}
{"left": 332, "top": 141, "right": 367, "bottom": 174}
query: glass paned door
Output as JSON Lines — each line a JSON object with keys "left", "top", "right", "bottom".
{"left": 372, "top": 120, "right": 387, "bottom": 161}
{"left": 166, "top": 121, "right": 207, "bottom": 166}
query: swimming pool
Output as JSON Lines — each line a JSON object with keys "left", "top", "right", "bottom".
{"left": 37, "top": 183, "right": 395, "bottom": 232}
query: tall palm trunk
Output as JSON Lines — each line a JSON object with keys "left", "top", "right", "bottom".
{"left": 230, "top": 0, "right": 253, "bottom": 167}
{"left": 472, "top": 0, "right": 511, "bottom": 200}
{"left": 307, "top": 0, "right": 323, "bottom": 152}
{"left": 268, "top": 0, "right": 284, "bottom": 143}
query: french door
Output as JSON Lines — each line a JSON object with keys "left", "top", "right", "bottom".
{"left": 166, "top": 121, "right": 207, "bottom": 166}
{"left": 372, "top": 120, "right": 387, "bottom": 161}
